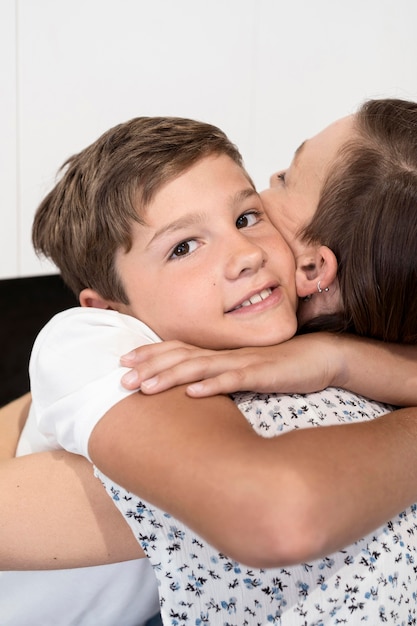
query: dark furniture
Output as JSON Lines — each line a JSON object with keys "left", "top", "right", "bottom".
{"left": 0, "top": 274, "right": 77, "bottom": 407}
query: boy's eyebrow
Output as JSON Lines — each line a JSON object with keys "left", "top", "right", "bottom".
{"left": 146, "top": 187, "right": 258, "bottom": 247}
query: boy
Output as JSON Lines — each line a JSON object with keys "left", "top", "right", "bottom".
{"left": 23, "top": 115, "right": 417, "bottom": 624}
{"left": 26, "top": 115, "right": 298, "bottom": 460}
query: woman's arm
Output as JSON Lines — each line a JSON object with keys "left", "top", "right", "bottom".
{"left": 120, "top": 333, "right": 417, "bottom": 406}
{"left": 0, "top": 395, "right": 144, "bottom": 570}
{"left": 0, "top": 449, "right": 145, "bottom": 569}
{"left": 89, "top": 386, "right": 417, "bottom": 568}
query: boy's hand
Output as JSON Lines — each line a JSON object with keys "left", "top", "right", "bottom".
{"left": 120, "top": 334, "right": 343, "bottom": 397}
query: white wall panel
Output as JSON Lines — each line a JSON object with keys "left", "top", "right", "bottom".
{"left": 0, "top": 0, "right": 17, "bottom": 278}
{"left": 7, "top": 0, "right": 417, "bottom": 277}
{"left": 250, "top": 0, "right": 417, "bottom": 189}
{"left": 17, "top": 0, "right": 258, "bottom": 276}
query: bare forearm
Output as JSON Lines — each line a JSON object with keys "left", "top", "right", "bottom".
{"left": 120, "top": 333, "right": 417, "bottom": 406}
{"left": 89, "top": 388, "right": 417, "bottom": 567}
{"left": 332, "top": 334, "right": 417, "bottom": 405}
{"left": 0, "top": 450, "right": 143, "bottom": 570}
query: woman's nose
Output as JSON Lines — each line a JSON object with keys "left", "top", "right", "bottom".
{"left": 269, "top": 171, "right": 282, "bottom": 188}
{"left": 259, "top": 187, "right": 276, "bottom": 216}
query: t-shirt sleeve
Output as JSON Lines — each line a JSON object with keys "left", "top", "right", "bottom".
{"left": 29, "top": 307, "right": 161, "bottom": 461}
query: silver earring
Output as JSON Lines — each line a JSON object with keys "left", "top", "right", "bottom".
{"left": 317, "top": 281, "right": 329, "bottom": 293}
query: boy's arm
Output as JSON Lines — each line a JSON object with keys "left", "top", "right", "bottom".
{"left": 121, "top": 333, "right": 417, "bottom": 406}
{"left": 334, "top": 335, "right": 417, "bottom": 405}
{"left": 89, "top": 386, "right": 417, "bottom": 568}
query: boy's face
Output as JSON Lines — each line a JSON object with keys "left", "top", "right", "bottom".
{"left": 113, "top": 154, "right": 298, "bottom": 349}
{"left": 260, "top": 115, "right": 355, "bottom": 260}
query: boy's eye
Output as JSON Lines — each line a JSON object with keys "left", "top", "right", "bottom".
{"left": 276, "top": 171, "right": 286, "bottom": 184}
{"left": 236, "top": 210, "right": 261, "bottom": 229}
{"left": 169, "top": 239, "right": 198, "bottom": 259}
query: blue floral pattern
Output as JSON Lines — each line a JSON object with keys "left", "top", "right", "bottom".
{"left": 96, "top": 388, "right": 417, "bottom": 625}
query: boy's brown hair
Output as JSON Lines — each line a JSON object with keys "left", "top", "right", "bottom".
{"left": 32, "top": 117, "right": 246, "bottom": 303}
{"left": 301, "top": 98, "right": 417, "bottom": 343}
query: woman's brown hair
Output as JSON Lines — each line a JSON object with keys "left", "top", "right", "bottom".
{"left": 301, "top": 98, "right": 417, "bottom": 343}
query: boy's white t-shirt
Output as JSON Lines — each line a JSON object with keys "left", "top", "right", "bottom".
{"left": 10, "top": 307, "right": 162, "bottom": 626}
{"left": 22, "top": 307, "right": 161, "bottom": 460}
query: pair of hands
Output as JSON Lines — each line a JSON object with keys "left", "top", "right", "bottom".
{"left": 120, "top": 332, "right": 344, "bottom": 398}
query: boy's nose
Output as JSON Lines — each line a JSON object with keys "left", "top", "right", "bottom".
{"left": 224, "top": 234, "right": 266, "bottom": 280}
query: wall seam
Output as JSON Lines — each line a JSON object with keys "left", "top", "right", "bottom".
{"left": 15, "top": 0, "right": 21, "bottom": 275}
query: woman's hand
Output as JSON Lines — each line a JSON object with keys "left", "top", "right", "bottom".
{"left": 120, "top": 334, "right": 342, "bottom": 397}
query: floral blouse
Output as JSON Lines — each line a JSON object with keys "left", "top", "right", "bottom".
{"left": 96, "top": 388, "right": 417, "bottom": 625}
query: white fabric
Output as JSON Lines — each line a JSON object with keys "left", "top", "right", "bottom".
{"left": 0, "top": 561, "right": 159, "bottom": 626}
{"left": 25, "top": 307, "right": 161, "bottom": 461}
{"left": 5, "top": 308, "right": 162, "bottom": 626}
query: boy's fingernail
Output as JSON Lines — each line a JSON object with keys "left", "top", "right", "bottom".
{"left": 187, "top": 382, "right": 203, "bottom": 394}
{"left": 121, "top": 370, "right": 140, "bottom": 386}
{"left": 141, "top": 376, "right": 158, "bottom": 390}
{"left": 120, "top": 350, "right": 135, "bottom": 363}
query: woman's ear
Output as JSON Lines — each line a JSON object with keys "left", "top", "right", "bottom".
{"left": 295, "top": 245, "right": 338, "bottom": 298}
{"left": 79, "top": 288, "right": 115, "bottom": 309}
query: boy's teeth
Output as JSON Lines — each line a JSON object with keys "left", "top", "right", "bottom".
{"left": 239, "top": 288, "right": 272, "bottom": 308}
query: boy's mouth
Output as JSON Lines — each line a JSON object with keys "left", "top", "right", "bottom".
{"left": 228, "top": 287, "right": 274, "bottom": 312}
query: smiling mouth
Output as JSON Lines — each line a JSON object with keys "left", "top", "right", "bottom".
{"left": 230, "top": 288, "right": 273, "bottom": 311}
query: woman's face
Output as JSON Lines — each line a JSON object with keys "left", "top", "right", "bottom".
{"left": 261, "top": 114, "right": 355, "bottom": 260}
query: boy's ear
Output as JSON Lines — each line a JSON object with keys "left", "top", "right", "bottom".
{"left": 295, "top": 245, "right": 338, "bottom": 298}
{"left": 79, "top": 288, "right": 115, "bottom": 310}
